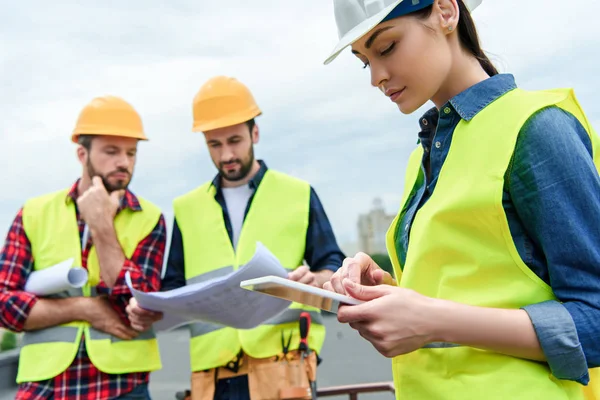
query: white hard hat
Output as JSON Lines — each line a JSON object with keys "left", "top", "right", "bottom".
{"left": 323, "top": 0, "right": 483, "bottom": 65}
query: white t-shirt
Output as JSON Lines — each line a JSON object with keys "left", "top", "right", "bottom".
{"left": 221, "top": 184, "right": 255, "bottom": 249}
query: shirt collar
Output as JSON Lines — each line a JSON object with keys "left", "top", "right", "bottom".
{"left": 65, "top": 178, "right": 142, "bottom": 212}
{"left": 448, "top": 73, "right": 517, "bottom": 121}
{"left": 210, "top": 159, "right": 268, "bottom": 192}
{"left": 417, "top": 106, "right": 439, "bottom": 147}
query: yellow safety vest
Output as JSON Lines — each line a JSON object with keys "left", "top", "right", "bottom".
{"left": 173, "top": 169, "right": 326, "bottom": 372}
{"left": 17, "top": 188, "right": 163, "bottom": 383}
{"left": 386, "top": 87, "right": 600, "bottom": 400}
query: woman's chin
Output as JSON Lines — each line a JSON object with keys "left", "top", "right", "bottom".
{"left": 396, "top": 98, "right": 427, "bottom": 115}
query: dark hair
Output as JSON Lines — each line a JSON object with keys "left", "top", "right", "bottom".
{"left": 413, "top": 0, "right": 498, "bottom": 77}
{"left": 77, "top": 134, "right": 94, "bottom": 151}
{"left": 245, "top": 119, "right": 256, "bottom": 135}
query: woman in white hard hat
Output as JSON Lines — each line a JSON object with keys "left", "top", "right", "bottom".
{"left": 322, "top": 0, "right": 600, "bottom": 399}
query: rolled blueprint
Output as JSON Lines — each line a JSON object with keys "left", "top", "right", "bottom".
{"left": 24, "top": 258, "right": 88, "bottom": 296}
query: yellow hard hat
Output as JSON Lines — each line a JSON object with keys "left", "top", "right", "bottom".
{"left": 71, "top": 95, "right": 148, "bottom": 143}
{"left": 192, "top": 76, "right": 262, "bottom": 132}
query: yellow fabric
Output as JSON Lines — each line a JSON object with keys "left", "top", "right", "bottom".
{"left": 174, "top": 169, "right": 326, "bottom": 371}
{"left": 583, "top": 369, "right": 600, "bottom": 400}
{"left": 386, "top": 88, "right": 600, "bottom": 399}
{"left": 18, "top": 189, "right": 162, "bottom": 382}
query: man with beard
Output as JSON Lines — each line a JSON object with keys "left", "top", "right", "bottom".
{"left": 0, "top": 95, "right": 167, "bottom": 399}
{"left": 127, "top": 76, "right": 345, "bottom": 400}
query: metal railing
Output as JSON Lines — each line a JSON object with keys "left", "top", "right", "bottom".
{"left": 317, "top": 382, "right": 395, "bottom": 400}
{"left": 175, "top": 382, "right": 395, "bottom": 400}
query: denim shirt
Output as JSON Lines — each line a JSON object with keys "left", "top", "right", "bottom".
{"left": 161, "top": 160, "right": 346, "bottom": 291}
{"left": 396, "top": 74, "right": 600, "bottom": 384}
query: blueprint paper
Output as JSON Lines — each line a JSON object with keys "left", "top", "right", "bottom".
{"left": 126, "top": 242, "right": 292, "bottom": 331}
{"left": 24, "top": 258, "right": 89, "bottom": 296}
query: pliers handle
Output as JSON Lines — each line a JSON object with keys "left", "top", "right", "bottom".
{"left": 280, "top": 330, "right": 293, "bottom": 360}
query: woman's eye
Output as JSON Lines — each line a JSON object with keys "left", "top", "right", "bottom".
{"left": 380, "top": 42, "right": 396, "bottom": 56}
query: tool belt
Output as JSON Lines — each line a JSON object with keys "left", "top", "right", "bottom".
{"left": 191, "top": 350, "right": 317, "bottom": 400}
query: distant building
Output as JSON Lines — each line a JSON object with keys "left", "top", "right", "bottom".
{"left": 357, "top": 198, "right": 396, "bottom": 254}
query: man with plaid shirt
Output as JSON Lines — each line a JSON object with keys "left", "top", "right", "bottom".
{"left": 0, "top": 95, "right": 167, "bottom": 399}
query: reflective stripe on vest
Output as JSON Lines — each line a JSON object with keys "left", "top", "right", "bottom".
{"left": 186, "top": 266, "right": 234, "bottom": 285}
{"left": 23, "top": 326, "right": 157, "bottom": 346}
{"left": 174, "top": 169, "right": 326, "bottom": 371}
{"left": 186, "top": 266, "right": 297, "bottom": 286}
{"left": 386, "top": 88, "right": 599, "bottom": 400}
{"left": 17, "top": 189, "right": 163, "bottom": 383}
{"left": 189, "top": 309, "right": 324, "bottom": 338}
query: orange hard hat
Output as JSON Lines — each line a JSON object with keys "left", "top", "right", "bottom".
{"left": 71, "top": 95, "right": 148, "bottom": 143}
{"left": 192, "top": 76, "right": 262, "bottom": 132}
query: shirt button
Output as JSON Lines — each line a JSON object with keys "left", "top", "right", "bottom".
{"left": 421, "top": 118, "right": 428, "bottom": 126}
{"left": 404, "top": 224, "right": 409, "bottom": 232}
{"left": 443, "top": 107, "right": 451, "bottom": 114}
{"left": 435, "top": 141, "right": 441, "bottom": 149}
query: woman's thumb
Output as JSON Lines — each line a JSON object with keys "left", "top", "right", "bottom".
{"left": 343, "top": 279, "right": 388, "bottom": 301}
{"left": 372, "top": 269, "right": 397, "bottom": 286}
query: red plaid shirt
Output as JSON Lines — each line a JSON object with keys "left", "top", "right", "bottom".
{"left": 0, "top": 180, "right": 167, "bottom": 400}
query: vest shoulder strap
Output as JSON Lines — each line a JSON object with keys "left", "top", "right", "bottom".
{"left": 262, "top": 169, "right": 309, "bottom": 187}
{"left": 173, "top": 182, "right": 213, "bottom": 212}
{"left": 22, "top": 189, "right": 72, "bottom": 240}
{"left": 134, "top": 194, "right": 162, "bottom": 222}
{"left": 399, "top": 146, "right": 423, "bottom": 212}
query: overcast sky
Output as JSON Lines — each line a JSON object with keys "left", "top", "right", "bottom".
{"left": 1, "top": 0, "right": 598, "bottom": 261}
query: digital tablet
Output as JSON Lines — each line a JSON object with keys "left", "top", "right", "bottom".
{"left": 240, "top": 275, "right": 364, "bottom": 314}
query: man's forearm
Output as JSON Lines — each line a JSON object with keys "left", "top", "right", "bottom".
{"left": 90, "top": 219, "right": 126, "bottom": 288}
{"left": 24, "top": 297, "right": 91, "bottom": 331}
{"left": 314, "top": 270, "right": 334, "bottom": 288}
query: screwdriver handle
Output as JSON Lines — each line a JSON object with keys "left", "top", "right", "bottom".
{"left": 299, "top": 312, "right": 311, "bottom": 353}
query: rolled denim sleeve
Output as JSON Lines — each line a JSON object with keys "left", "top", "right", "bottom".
{"left": 509, "top": 106, "right": 600, "bottom": 384}
{"left": 522, "top": 301, "right": 588, "bottom": 383}
{"left": 304, "top": 187, "right": 345, "bottom": 273}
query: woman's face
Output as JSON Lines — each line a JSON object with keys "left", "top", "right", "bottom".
{"left": 350, "top": 5, "right": 455, "bottom": 114}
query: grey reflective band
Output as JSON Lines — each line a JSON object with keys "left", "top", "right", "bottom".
{"left": 189, "top": 309, "right": 324, "bottom": 338}
{"left": 190, "top": 322, "right": 225, "bottom": 338}
{"left": 186, "top": 266, "right": 234, "bottom": 285}
{"left": 264, "top": 309, "right": 324, "bottom": 326}
{"left": 43, "top": 286, "right": 100, "bottom": 299}
{"left": 88, "top": 328, "right": 157, "bottom": 342}
{"left": 22, "top": 326, "right": 80, "bottom": 346}
{"left": 46, "top": 287, "right": 84, "bottom": 299}
{"left": 422, "top": 342, "right": 462, "bottom": 349}
{"left": 22, "top": 326, "right": 156, "bottom": 346}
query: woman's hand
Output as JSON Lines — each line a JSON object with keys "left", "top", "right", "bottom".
{"left": 323, "top": 252, "right": 396, "bottom": 295}
{"left": 337, "top": 279, "right": 438, "bottom": 358}
{"left": 337, "top": 279, "right": 546, "bottom": 362}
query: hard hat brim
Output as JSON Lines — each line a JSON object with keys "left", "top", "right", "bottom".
{"left": 192, "top": 108, "right": 262, "bottom": 133}
{"left": 323, "top": 0, "right": 483, "bottom": 65}
{"left": 71, "top": 131, "right": 148, "bottom": 144}
{"left": 323, "top": 0, "right": 403, "bottom": 66}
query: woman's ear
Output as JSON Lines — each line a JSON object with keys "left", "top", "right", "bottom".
{"left": 434, "top": 0, "right": 460, "bottom": 35}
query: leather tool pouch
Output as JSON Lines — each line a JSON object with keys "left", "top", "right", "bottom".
{"left": 247, "top": 351, "right": 317, "bottom": 400}
{"left": 190, "top": 370, "right": 216, "bottom": 400}
{"left": 191, "top": 351, "right": 317, "bottom": 400}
